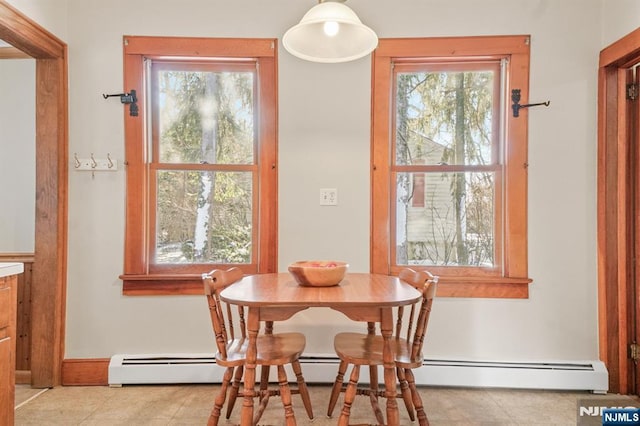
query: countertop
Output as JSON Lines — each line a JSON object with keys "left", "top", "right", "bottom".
{"left": 0, "top": 262, "right": 24, "bottom": 278}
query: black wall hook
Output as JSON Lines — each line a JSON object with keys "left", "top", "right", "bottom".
{"left": 103, "top": 89, "right": 138, "bottom": 117}
{"left": 511, "top": 89, "right": 550, "bottom": 118}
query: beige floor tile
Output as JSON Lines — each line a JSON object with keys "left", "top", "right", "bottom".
{"left": 421, "top": 387, "right": 510, "bottom": 423}
{"left": 14, "top": 383, "right": 625, "bottom": 426}
{"left": 15, "top": 384, "right": 47, "bottom": 407}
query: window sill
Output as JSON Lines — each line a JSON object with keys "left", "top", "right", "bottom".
{"left": 434, "top": 276, "right": 533, "bottom": 298}
{"left": 120, "top": 274, "right": 204, "bottom": 296}
{"left": 121, "top": 273, "right": 532, "bottom": 298}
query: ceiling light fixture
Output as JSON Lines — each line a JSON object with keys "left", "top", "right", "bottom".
{"left": 283, "top": 0, "right": 378, "bottom": 63}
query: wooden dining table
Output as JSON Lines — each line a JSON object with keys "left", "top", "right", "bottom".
{"left": 219, "top": 272, "right": 422, "bottom": 426}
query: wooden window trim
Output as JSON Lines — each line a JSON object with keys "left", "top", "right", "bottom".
{"left": 390, "top": 60, "right": 505, "bottom": 278}
{"left": 120, "top": 36, "right": 278, "bottom": 295}
{"left": 371, "top": 36, "right": 533, "bottom": 298}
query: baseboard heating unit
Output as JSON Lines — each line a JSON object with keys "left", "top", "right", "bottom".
{"left": 108, "top": 353, "right": 608, "bottom": 393}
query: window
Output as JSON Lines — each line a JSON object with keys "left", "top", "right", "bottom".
{"left": 371, "top": 36, "right": 532, "bottom": 298}
{"left": 120, "top": 36, "right": 278, "bottom": 295}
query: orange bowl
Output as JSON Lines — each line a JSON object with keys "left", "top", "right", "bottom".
{"left": 288, "top": 261, "right": 349, "bottom": 287}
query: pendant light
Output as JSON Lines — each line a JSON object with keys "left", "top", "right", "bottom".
{"left": 283, "top": 0, "right": 378, "bottom": 63}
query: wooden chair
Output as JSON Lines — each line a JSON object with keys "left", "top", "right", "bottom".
{"left": 327, "top": 268, "right": 438, "bottom": 426}
{"left": 203, "top": 268, "right": 314, "bottom": 425}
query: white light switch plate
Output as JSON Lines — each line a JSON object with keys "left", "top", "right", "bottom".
{"left": 320, "top": 188, "right": 338, "bottom": 206}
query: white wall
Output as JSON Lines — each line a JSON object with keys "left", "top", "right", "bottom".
{"left": 54, "top": 0, "right": 604, "bottom": 363}
{"left": 6, "top": 0, "right": 68, "bottom": 41}
{"left": 601, "top": 0, "right": 640, "bottom": 47}
{"left": 0, "top": 59, "right": 35, "bottom": 252}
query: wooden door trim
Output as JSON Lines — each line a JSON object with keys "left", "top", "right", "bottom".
{"left": 598, "top": 27, "right": 640, "bottom": 394}
{"left": 0, "top": 3, "right": 68, "bottom": 387}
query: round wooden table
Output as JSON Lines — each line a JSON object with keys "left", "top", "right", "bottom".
{"left": 220, "top": 272, "right": 422, "bottom": 426}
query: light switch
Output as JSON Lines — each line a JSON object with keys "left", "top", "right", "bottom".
{"left": 320, "top": 188, "right": 338, "bottom": 206}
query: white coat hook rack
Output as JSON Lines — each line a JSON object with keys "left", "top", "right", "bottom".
{"left": 74, "top": 152, "right": 119, "bottom": 173}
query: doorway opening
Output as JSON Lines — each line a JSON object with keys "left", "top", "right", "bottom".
{"left": 0, "top": 2, "right": 68, "bottom": 388}
{"left": 598, "top": 27, "right": 640, "bottom": 395}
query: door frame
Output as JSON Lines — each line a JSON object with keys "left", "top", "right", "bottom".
{"left": 0, "top": 3, "right": 68, "bottom": 387}
{"left": 598, "top": 27, "right": 640, "bottom": 395}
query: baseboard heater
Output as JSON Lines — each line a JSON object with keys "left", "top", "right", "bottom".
{"left": 108, "top": 353, "right": 608, "bottom": 393}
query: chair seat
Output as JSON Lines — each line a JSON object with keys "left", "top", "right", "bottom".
{"left": 334, "top": 332, "right": 424, "bottom": 369}
{"left": 217, "top": 332, "right": 307, "bottom": 367}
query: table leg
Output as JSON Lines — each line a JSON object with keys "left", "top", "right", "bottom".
{"left": 381, "top": 308, "right": 399, "bottom": 426}
{"left": 240, "top": 307, "right": 259, "bottom": 426}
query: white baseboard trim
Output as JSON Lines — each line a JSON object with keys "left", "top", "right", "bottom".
{"left": 108, "top": 353, "right": 608, "bottom": 393}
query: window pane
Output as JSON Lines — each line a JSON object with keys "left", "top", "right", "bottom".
{"left": 155, "top": 69, "right": 254, "bottom": 164}
{"left": 395, "top": 70, "right": 495, "bottom": 166}
{"left": 155, "top": 170, "right": 253, "bottom": 264}
{"left": 395, "top": 171, "right": 495, "bottom": 267}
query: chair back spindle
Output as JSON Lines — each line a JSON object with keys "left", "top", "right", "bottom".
{"left": 398, "top": 268, "right": 438, "bottom": 362}
{"left": 203, "top": 267, "right": 244, "bottom": 361}
{"left": 395, "top": 306, "right": 404, "bottom": 341}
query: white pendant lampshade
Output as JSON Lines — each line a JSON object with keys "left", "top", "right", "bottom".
{"left": 283, "top": 0, "right": 378, "bottom": 63}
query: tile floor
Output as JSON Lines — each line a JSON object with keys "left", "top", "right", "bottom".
{"left": 13, "top": 383, "right": 640, "bottom": 425}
